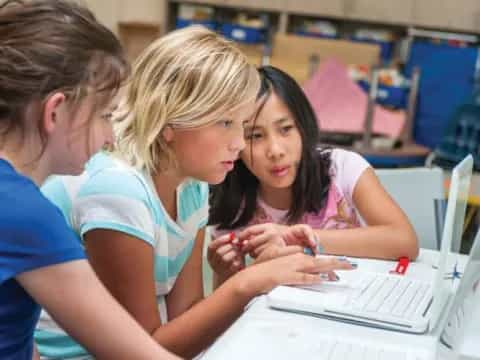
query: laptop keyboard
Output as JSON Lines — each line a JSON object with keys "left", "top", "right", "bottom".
{"left": 344, "top": 273, "right": 431, "bottom": 319}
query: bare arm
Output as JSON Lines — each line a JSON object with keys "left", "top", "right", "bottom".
{"left": 314, "top": 168, "right": 419, "bottom": 260}
{"left": 32, "top": 344, "right": 40, "bottom": 360}
{"left": 16, "top": 260, "right": 178, "bottom": 360}
{"left": 84, "top": 228, "right": 352, "bottom": 358}
{"left": 165, "top": 228, "right": 205, "bottom": 320}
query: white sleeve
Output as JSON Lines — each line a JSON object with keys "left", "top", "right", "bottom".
{"left": 330, "top": 149, "right": 371, "bottom": 202}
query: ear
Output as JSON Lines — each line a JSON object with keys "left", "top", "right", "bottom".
{"left": 42, "top": 92, "right": 66, "bottom": 134}
{"left": 162, "top": 125, "right": 175, "bottom": 143}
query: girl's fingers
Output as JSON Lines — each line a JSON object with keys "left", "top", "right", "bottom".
{"left": 285, "top": 225, "right": 316, "bottom": 248}
{"left": 253, "top": 245, "right": 304, "bottom": 261}
{"left": 209, "top": 233, "right": 235, "bottom": 250}
{"left": 213, "top": 243, "right": 234, "bottom": 257}
{"left": 238, "top": 224, "right": 266, "bottom": 240}
{"left": 241, "top": 233, "right": 270, "bottom": 252}
{"left": 221, "top": 250, "right": 237, "bottom": 263}
{"left": 326, "top": 270, "right": 339, "bottom": 281}
{"left": 285, "top": 272, "right": 324, "bottom": 286}
{"left": 303, "top": 256, "right": 353, "bottom": 273}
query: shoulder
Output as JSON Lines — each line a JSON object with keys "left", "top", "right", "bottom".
{"left": 2, "top": 178, "right": 79, "bottom": 249}
{"left": 326, "top": 148, "right": 371, "bottom": 198}
{"left": 77, "top": 152, "right": 155, "bottom": 207}
{"left": 328, "top": 148, "right": 371, "bottom": 176}
{"left": 178, "top": 179, "right": 209, "bottom": 208}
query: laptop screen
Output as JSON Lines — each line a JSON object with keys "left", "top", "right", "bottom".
{"left": 440, "top": 227, "right": 480, "bottom": 351}
{"left": 429, "top": 155, "right": 473, "bottom": 331}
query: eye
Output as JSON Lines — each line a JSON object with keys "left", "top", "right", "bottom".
{"left": 218, "top": 119, "right": 233, "bottom": 128}
{"left": 100, "top": 113, "right": 113, "bottom": 122}
{"left": 245, "top": 132, "right": 262, "bottom": 141}
{"left": 280, "top": 125, "right": 294, "bottom": 134}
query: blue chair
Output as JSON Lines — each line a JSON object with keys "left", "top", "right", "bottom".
{"left": 427, "top": 90, "right": 480, "bottom": 172}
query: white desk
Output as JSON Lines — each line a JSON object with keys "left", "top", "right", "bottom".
{"left": 201, "top": 250, "right": 480, "bottom": 360}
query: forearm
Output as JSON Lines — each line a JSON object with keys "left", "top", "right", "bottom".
{"left": 19, "top": 261, "right": 177, "bottom": 360}
{"left": 32, "top": 344, "right": 40, "bottom": 360}
{"left": 315, "top": 225, "right": 418, "bottom": 260}
{"left": 212, "top": 271, "right": 233, "bottom": 290}
{"left": 153, "top": 272, "right": 255, "bottom": 358}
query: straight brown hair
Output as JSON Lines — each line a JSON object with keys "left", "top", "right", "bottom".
{"left": 0, "top": 0, "right": 128, "bottom": 152}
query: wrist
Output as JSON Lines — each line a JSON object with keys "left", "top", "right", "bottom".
{"left": 229, "top": 268, "right": 268, "bottom": 300}
{"left": 314, "top": 231, "right": 325, "bottom": 254}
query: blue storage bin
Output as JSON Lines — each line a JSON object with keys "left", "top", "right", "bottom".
{"left": 358, "top": 80, "right": 408, "bottom": 108}
{"left": 175, "top": 18, "right": 217, "bottom": 31}
{"left": 350, "top": 37, "right": 394, "bottom": 62}
{"left": 413, "top": 114, "right": 449, "bottom": 149}
{"left": 221, "top": 23, "right": 266, "bottom": 44}
{"left": 404, "top": 40, "right": 478, "bottom": 149}
{"left": 295, "top": 31, "right": 338, "bottom": 39}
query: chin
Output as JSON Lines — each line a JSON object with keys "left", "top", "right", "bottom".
{"left": 197, "top": 171, "right": 227, "bottom": 185}
{"left": 266, "top": 178, "right": 295, "bottom": 189}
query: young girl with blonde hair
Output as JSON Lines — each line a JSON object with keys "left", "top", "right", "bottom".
{"left": 36, "top": 26, "right": 352, "bottom": 358}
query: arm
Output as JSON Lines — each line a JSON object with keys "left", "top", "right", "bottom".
{"left": 32, "top": 344, "right": 40, "bottom": 360}
{"left": 208, "top": 233, "right": 245, "bottom": 290}
{"left": 84, "top": 228, "right": 353, "bottom": 358}
{"left": 313, "top": 168, "right": 419, "bottom": 260}
{"left": 17, "top": 260, "right": 178, "bottom": 360}
{"left": 84, "top": 227, "right": 247, "bottom": 358}
{"left": 165, "top": 228, "right": 205, "bottom": 319}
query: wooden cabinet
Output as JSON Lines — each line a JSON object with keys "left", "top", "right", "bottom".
{"left": 286, "top": 0, "right": 345, "bottom": 17}
{"left": 225, "top": 0, "right": 286, "bottom": 12}
{"left": 345, "top": 0, "right": 413, "bottom": 25}
{"left": 450, "top": 0, "right": 480, "bottom": 32}
{"left": 165, "top": 0, "right": 480, "bottom": 35}
{"left": 412, "top": 0, "right": 480, "bottom": 33}
{"left": 172, "top": 0, "right": 226, "bottom": 4}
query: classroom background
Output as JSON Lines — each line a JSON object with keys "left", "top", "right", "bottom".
{"left": 83, "top": 0, "right": 480, "bottom": 256}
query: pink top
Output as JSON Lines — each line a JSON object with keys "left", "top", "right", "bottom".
{"left": 212, "top": 149, "right": 370, "bottom": 237}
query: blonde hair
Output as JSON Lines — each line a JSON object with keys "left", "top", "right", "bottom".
{"left": 114, "top": 26, "right": 260, "bottom": 174}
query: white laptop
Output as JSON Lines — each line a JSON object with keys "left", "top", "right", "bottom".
{"left": 201, "top": 223, "right": 480, "bottom": 360}
{"left": 267, "top": 155, "right": 473, "bottom": 334}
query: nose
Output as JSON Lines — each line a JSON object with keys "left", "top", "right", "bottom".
{"left": 266, "top": 136, "right": 285, "bottom": 160}
{"left": 229, "top": 126, "right": 246, "bottom": 153}
{"left": 104, "top": 123, "right": 115, "bottom": 149}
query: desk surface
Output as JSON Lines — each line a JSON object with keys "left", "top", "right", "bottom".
{"left": 201, "top": 250, "right": 479, "bottom": 360}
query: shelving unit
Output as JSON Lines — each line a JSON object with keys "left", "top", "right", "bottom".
{"left": 166, "top": 0, "right": 480, "bottom": 35}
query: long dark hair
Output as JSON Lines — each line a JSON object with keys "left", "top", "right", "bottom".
{"left": 209, "top": 65, "right": 331, "bottom": 229}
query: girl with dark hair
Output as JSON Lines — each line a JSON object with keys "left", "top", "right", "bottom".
{"left": 0, "top": 1, "right": 177, "bottom": 359}
{"left": 209, "top": 66, "right": 418, "bottom": 282}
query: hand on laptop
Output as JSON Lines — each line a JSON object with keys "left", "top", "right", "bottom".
{"left": 240, "top": 252, "right": 355, "bottom": 294}
{"left": 238, "top": 223, "right": 317, "bottom": 258}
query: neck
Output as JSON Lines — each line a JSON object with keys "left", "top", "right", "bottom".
{"left": 0, "top": 141, "right": 49, "bottom": 186}
{"left": 152, "top": 168, "right": 185, "bottom": 220}
{"left": 259, "top": 185, "right": 292, "bottom": 210}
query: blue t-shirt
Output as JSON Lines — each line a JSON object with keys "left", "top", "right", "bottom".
{"left": 0, "top": 159, "right": 86, "bottom": 360}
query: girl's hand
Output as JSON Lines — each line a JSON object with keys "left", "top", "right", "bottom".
{"left": 238, "top": 252, "right": 353, "bottom": 295}
{"left": 207, "top": 233, "right": 245, "bottom": 279}
{"left": 239, "top": 223, "right": 317, "bottom": 258}
{"left": 254, "top": 244, "right": 305, "bottom": 264}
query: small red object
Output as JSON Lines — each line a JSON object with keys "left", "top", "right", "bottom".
{"left": 228, "top": 232, "right": 235, "bottom": 242}
{"left": 390, "top": 256, "right": 410, "bottom": 275}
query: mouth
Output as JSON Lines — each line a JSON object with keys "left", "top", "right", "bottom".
{"left": 221, "top": 160, "right": 235, "bottom": 171}
{"left": 270, "top": 165, "right": 290, "bottom": 177}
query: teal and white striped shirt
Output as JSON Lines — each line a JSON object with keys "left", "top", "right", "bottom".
{"left": 35, "top": 152, "right": 208, "bottom": 359}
